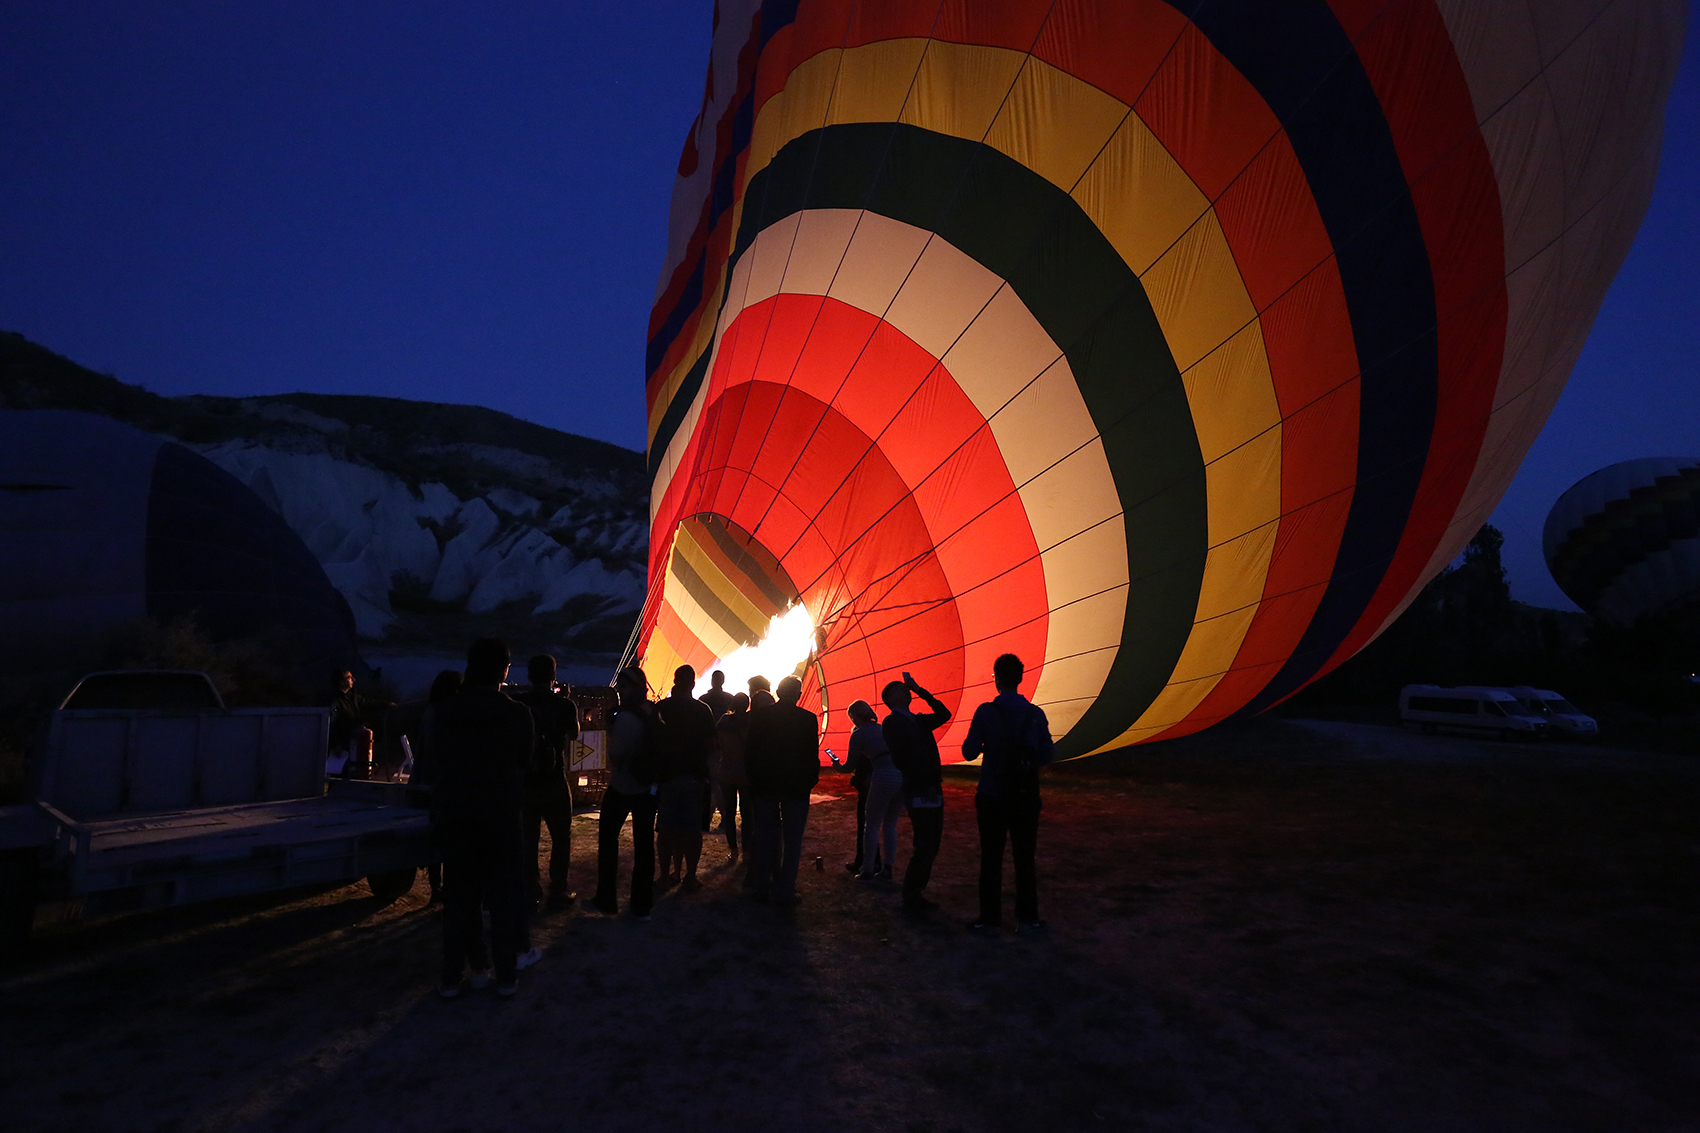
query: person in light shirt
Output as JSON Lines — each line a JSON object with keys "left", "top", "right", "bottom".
{"left": 586, "top": 667, "right": 659, "bottom": 921}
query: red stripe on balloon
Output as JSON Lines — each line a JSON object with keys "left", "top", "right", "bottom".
{"left": 1312, "top": 0, "right": 1506, "bottom": 677}
{"left": 643, "top": 293, "right": 1049, "bottom": 758}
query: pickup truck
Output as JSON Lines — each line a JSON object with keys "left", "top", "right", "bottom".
{"left": 0, "top": 670, "right": 435, "bottom": 959}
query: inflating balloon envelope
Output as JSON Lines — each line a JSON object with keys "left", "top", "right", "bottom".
{"left": 633, "top": 0, "right": 1685, "bottom": 759}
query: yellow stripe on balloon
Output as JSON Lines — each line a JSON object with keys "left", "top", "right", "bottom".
{"left": 736, "top": 36, "right": 1285, "bottom": 744}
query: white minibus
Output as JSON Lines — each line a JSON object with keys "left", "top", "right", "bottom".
{"left": 1508, "top": 687, "right": 1599, "bottom": 738}
{"left": 1398, "top": 685, "right": 1549, "bottom": 740}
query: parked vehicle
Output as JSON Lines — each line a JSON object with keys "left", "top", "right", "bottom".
{"left": 1398, "top": 685, "right": 1550, "bottom": 740}
{"left": 0, "top": 670, "right": 435, "bottom": 960}
{"left": 1508, "top": 687, "right": 1599, "bottom": 737}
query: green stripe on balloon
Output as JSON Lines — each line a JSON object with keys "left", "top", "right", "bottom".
{"left": 733, "top": 122, "right": 1207, "bottom": 757}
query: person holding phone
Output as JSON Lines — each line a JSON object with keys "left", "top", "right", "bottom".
{"left": 881, "top": 672, "right": 951, "bottom": 913}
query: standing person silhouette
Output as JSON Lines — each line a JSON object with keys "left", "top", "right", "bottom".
{"left": 843, "top": 701, "right": 876, "bottom": 876}
{"left": 402, "top": 668, "right": 462, "bottom": 905}
{"left": 587, "top": 667, "right": 660, "bottom": 921}
{"left": 743, "top": 675, "right": 820, "bottom": 905}
{"left": 655, "top": 664, "right": 715, "bottom": 893}
{"left": 699, "top": 669, "right": 735, "bottom": 718}
{"left": 881, "top": 673, "right": 951, "bottom": 914}
{"left": 432, "top": 638, "right": 534, "bottom": 998}
{"left": 849, "top": 700, "right": 898, "bottom": 881}
{"left": 712, "top": 692, "right": 751, "bottom": 860}
{"left": 697, "top": 668, "right": 736, "bottom": 835}
{"left": 514, "top": 654, "right": 579, "bottom": 912}
{"left": 740, "top": 681, "right": 778, "bottom": 892}
{"left": 961, "top": 654, "right": 1054, "bottom": 933}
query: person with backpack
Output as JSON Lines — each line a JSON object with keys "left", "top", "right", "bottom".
{"left": 587, "top": 666, "right": 661, "bottom": 920}
{"left": 961, "top": 653, "right": 1055, "bottom": 933}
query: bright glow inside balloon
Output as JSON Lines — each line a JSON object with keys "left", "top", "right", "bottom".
{"left": 703, "top": 604, "right": 815, "bottom": 697}
{"left": 638, "top": 0, "right": 1684, "bottom": 759}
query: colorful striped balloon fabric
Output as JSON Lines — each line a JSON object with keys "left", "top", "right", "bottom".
{"left": 636, "top": 0, "right": 1685, "bottom": 759}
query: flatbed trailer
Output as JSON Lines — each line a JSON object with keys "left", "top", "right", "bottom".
{"left": 28, "top": 780, "right": 428, "bottom": 918}
{"left": 0, "top": 673, "right": 436, "bottom": 958}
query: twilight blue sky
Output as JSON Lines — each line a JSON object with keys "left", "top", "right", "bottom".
{"left": 0, "top": 3, "right": 1694, "bottom": 610}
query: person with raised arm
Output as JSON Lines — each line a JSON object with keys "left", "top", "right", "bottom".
{"left": 881, "top": 673, "right": 950, "bottom": 914}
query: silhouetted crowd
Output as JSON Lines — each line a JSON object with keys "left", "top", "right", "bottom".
{"left": 404, "top": 637, "right": 1054, "bottom": 1000}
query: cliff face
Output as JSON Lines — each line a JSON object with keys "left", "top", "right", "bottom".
{"left": 1, "top": 331, "right": 648, "bottom": 658}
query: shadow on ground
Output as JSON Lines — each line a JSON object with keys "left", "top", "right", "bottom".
{"left": 2, "top": 717, "right": 1697, "bottom": 1132}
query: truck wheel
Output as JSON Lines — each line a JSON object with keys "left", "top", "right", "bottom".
{"left": 366, "top": 867, "right": 418, "bottom": 905}
{"left": 0, "top": 849, "right": 39, "bottom": 964}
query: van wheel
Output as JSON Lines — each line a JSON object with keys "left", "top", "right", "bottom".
{"left": 366, "top": 867, "right": 417, "bottom": 905}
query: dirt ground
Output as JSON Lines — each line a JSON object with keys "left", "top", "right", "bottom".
{"left": 3, "top": 718, "right": 1697, "bottom": 1133}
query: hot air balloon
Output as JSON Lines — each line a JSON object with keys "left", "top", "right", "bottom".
{"left": 634, "top": 0, "right": 1685, "bottom": 760}
{"left": 1545, "top": 458, "right": 1700, "bottom": 627}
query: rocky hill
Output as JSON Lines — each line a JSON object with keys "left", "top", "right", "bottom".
{"left": 1, "top": 331, "right": 648, "bottom": 679}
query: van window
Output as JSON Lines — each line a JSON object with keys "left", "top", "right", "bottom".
{"left": 1482, "top": 700, "right": 1505, "bottom": 717}
{"left": 1546, "top": 698, "right": 1578, "bottom": 714}
{"left": 1409, "top": 696, "right": 1476, "bottom": 714}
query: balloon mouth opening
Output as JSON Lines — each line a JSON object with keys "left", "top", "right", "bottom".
{"left": 705, "top": 603, "right": 817, "bottom": 696}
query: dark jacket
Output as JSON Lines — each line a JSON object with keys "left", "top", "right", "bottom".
{"left": 961, "top": 693, "right": 1055, "bottom": 797}
{"left": 744, "top": 701, "right": 821, "bottom": 796}
{"left": 328, "top": 688, "right": 383, "bottom": 751}
{"left": 884, "top": 706, "right": 951, "bottom": 795}
{"left": 654, "top": 693, "right": 716, "bottom": 780}
{"left": 699, "top": 686, "right": 735, "bottom": 720}
{"left": 515, "top": 687, "right": 580, "bottom": 782}
{"left": 430, "top": 685, "right": 535, "bottom": 828}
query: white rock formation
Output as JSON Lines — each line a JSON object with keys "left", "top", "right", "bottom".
{"left": 194, "top": 441, "right": 646, "bottom": 639}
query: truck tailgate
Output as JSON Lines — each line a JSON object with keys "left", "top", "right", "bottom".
{"left": 62, "top": 796, "right": 433, "bottom": 915}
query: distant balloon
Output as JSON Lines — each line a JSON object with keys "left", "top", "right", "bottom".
{"left": 1545, "top": 458, "right": 1700, "bottom": 627}
{"left": 0, "top": 410, "right": 362, "bottom": 681}
{"left": 636, "top": 0, "right": 1685, "bottom": 758}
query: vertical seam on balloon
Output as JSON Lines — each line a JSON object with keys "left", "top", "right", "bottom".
{"left": 711, "top": 7, "right": 952, "bottom": 555}
{"left": 741, "top": 10, "right": 1062, "bottom": 559}
{"left": 646, "top": 1, "right": 873, "bottom": 675}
